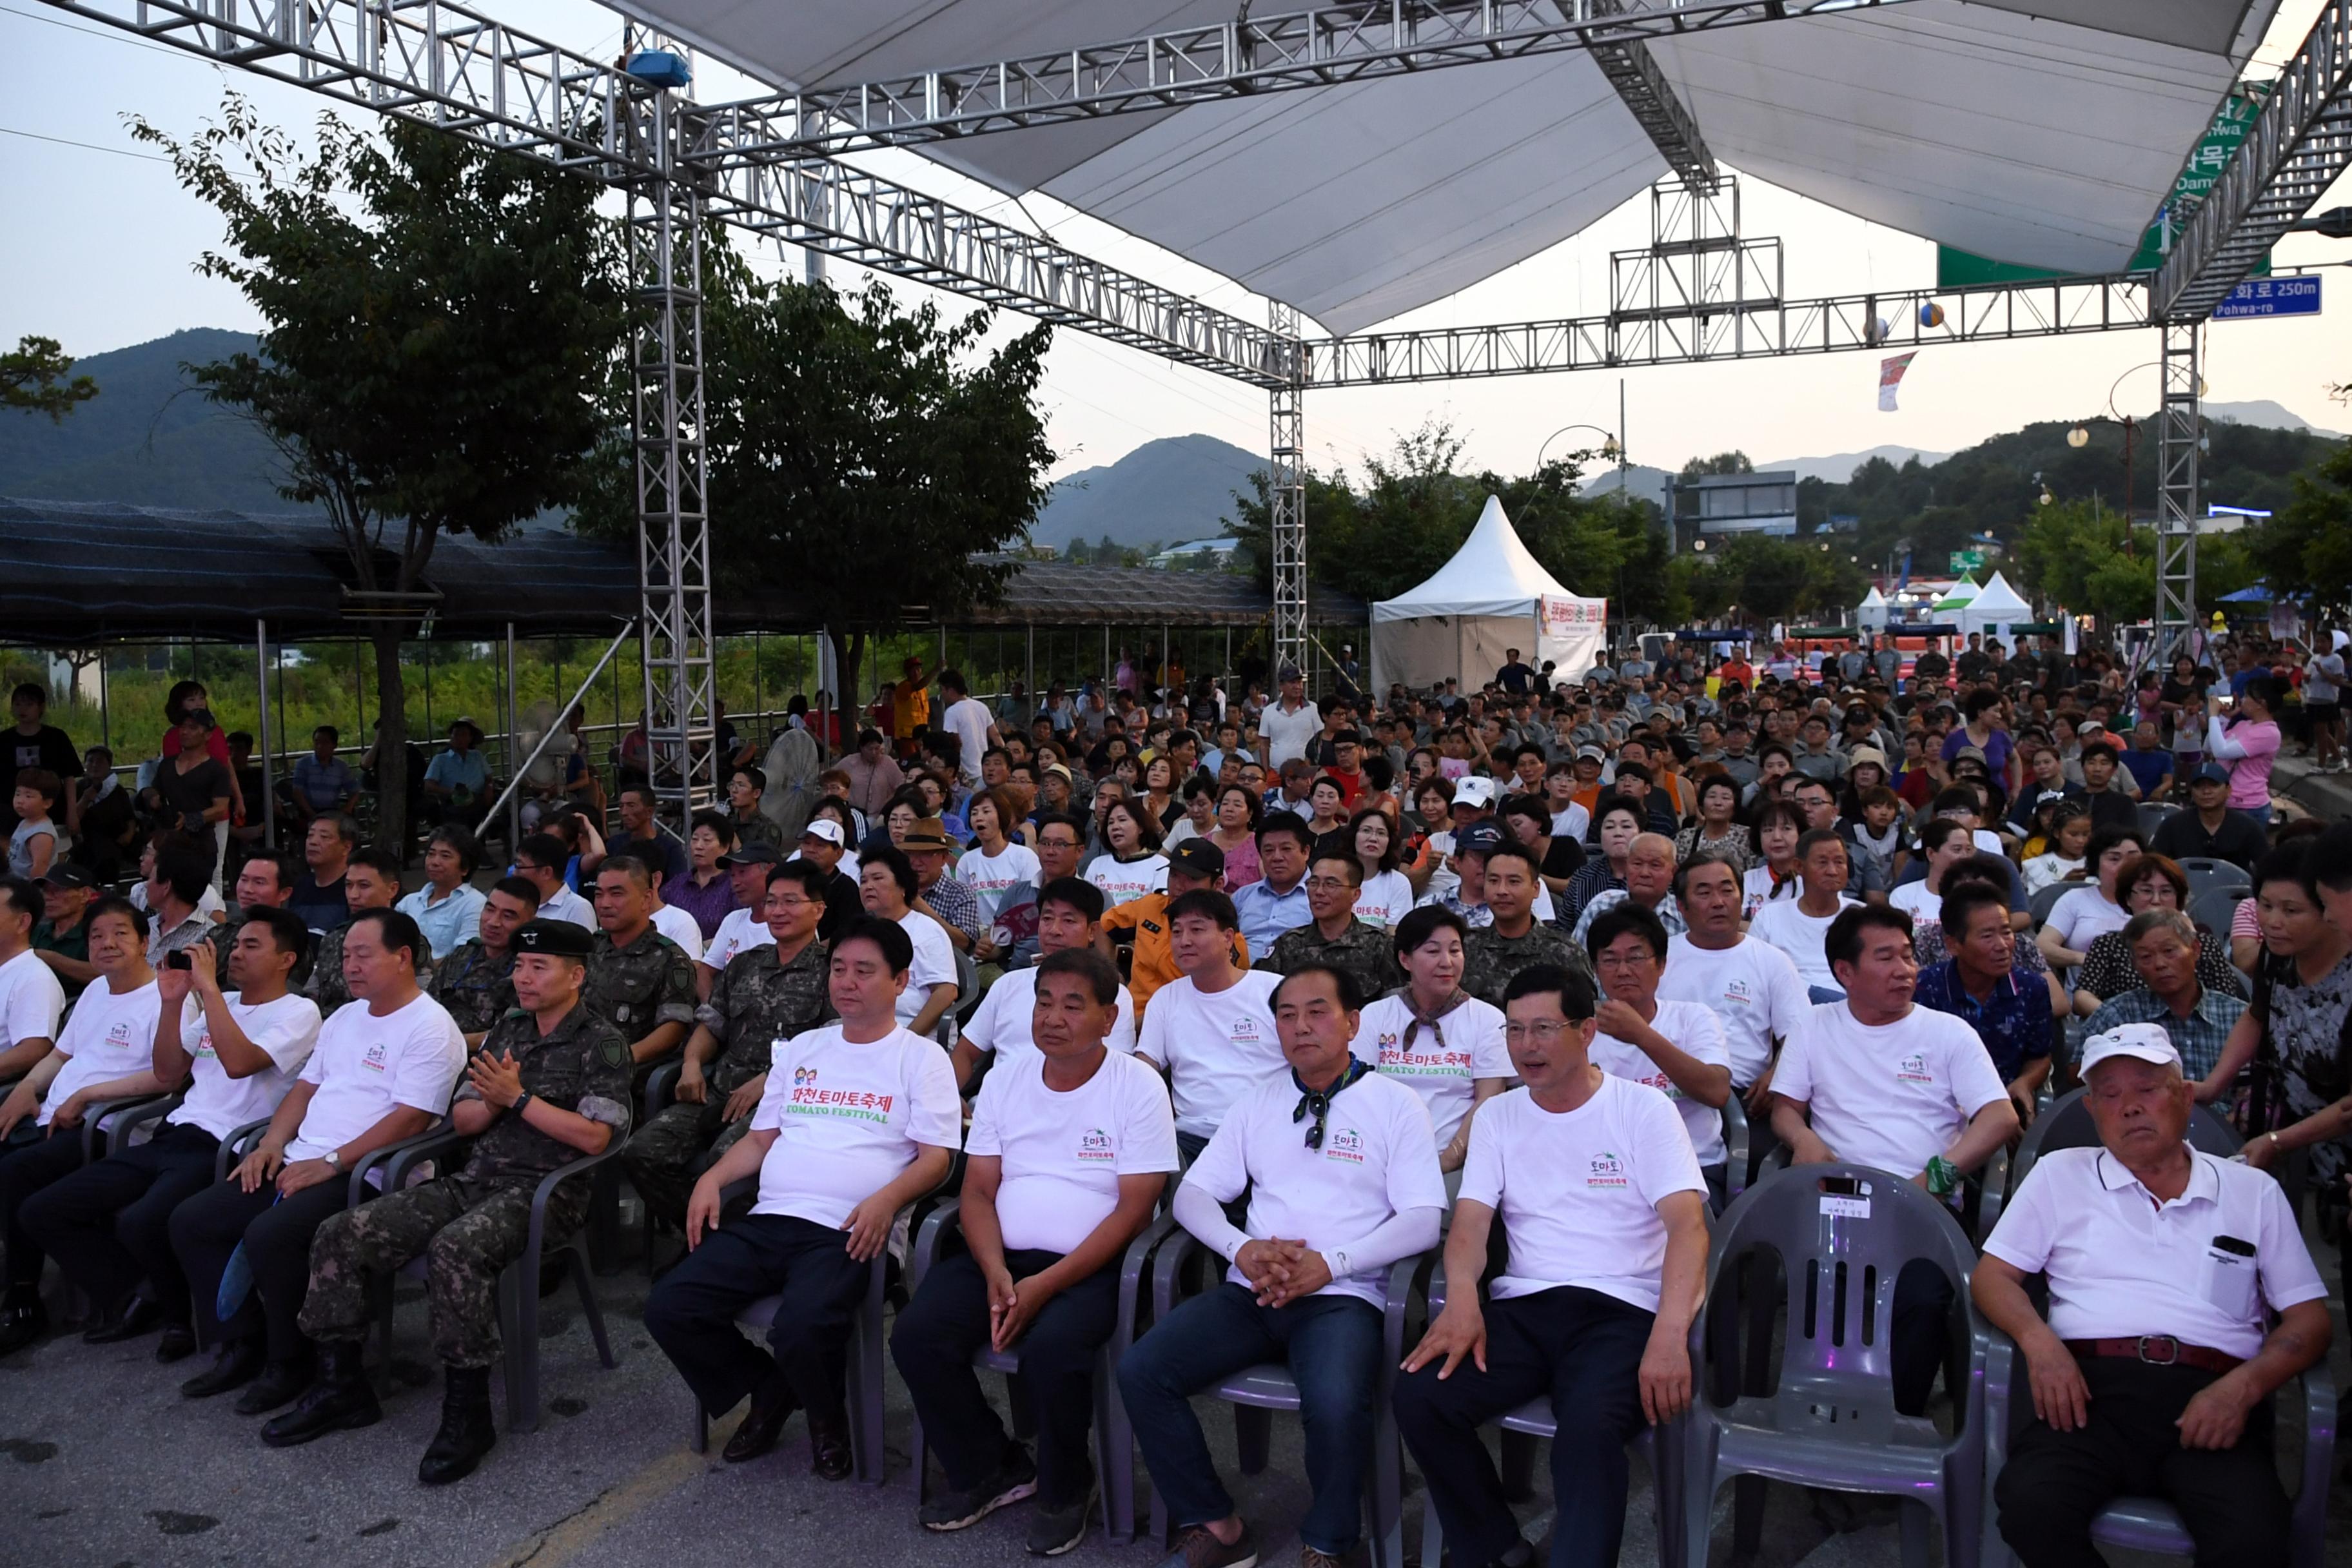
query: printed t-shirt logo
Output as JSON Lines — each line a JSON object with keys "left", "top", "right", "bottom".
{"left": 794, "top": 1065, "right": 819, "bottom": 1087}
{"left": 1231, "top": 1017, "right": 1262, "bottom": 1044}
{"left": 362, "top": 1038, "right": 390, "bottom": 1072}
{"left": 1077, "top": 1128, "right": 1116, "bottom": 1162}
{"left": 1723, "top": 979, "right": 1752, "bottom": 1006}
{"left": 105, "top": 1020, "right": 135, "bottom": 1050}
{"left": 1324, "top": 1127, "right": 1366, "bottom": 1164}
{"left": 1376, "top": 1032, "right": 1471, "bottom": 1076}
{"left": 1896, "top": 1052, "right": 1934, "bottom": 1084}
{"left": 787, "top": 1071, "right": 895, "bottom": 1123}
{"left": 1587, "top": 1151, "right": 1629, "bottom": 1189}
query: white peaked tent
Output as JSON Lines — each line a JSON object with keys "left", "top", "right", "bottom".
{"left": 1371, "top": 496, "right": 1607, "bottom": 691}
{"left": 1961, "top": 572, "right": 2035, "bottom": 641}
{"left": 1856, "top": 587, "right": 1890, "bottom": 631}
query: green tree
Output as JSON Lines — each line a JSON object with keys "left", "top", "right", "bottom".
{"left": 1679, "top": 451, "right": 1753, "bottom": 478}
{"left": 137, "top": 93, "right": 625, "bottom": 848}
{"left": 2, "top": 335, "right": 97, "bottom": 421}
{"left": 2247, "top": 442, "right": 2352, "bottom": 618}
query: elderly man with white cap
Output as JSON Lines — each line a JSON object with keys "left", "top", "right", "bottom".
{"left": 1973, "top": 1023, "right": 2331, "bottom": 1568}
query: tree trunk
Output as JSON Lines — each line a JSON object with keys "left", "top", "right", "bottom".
{"left": 371, "top": 623, "right": 410, "bottom": 855}
{"left": 830, "top": 627, "right": 868, "bottom": 742}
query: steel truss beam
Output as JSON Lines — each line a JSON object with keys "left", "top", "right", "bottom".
{"left": 703, "top": 0, "right": 1902, "bottom": 159}
{"left": 1588, "top": 1, "right": 1714, "bottom": 184}
{"left": 2155, "top": 0, "right": 2352, "bottom": 320}
{"left": 1267, "top": 305, "right": 1309, "bottom": 680}
{"left": 2153, "top": 322, "right": 2202, "bottom": 662}
{"left": 1306, "top": 273, "right": 2152, "bottom": 386}
{"left": 40, "top": 0, "right": 1282, "bottom": 384}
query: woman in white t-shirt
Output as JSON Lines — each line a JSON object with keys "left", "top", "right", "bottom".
{"left": 1350, "top": 905, "right": 1509, "bottom": 1167}
{"left": 1584, "top": 901, "right": 1734, "bottom": 1186}
{"left": 858, "top": 848, "right": 961, "bottom": 1040}
{"left": 1349, "top": 807, "right": 1415, "bottom": 928}
{"left": 2035, "top": 825, "right": 2145, "bottom": 975}
{"left": 954, "top": 790, "right": 1042, "bottom": 940}
{"left": 1084, "top": 798, "right": 1169, "bottom": 909}
{"left": 1740, "top": 801, "right": 1806, "bottom": 922}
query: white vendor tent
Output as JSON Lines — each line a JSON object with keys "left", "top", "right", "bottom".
{"left": 1856, "top": 587, "right": 1890, "bottom": 631}
{"left": 1371, "top": 496, "right": 1606, "bottom": 691}
{"left": 1961, "top": 572, "right": 2034, "bottom": 642}
{"left": 1932, "top": 578, "right": 1981, "bottom": 614}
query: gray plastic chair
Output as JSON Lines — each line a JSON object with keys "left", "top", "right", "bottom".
{"left": 1982, "top": 1335, "right": 2336, "bottom": 1568}
{"left": 2186, "top": 885, "right": 2248, "bottom": 941}
{"left": 1416, "top": 1260, "right": 1685, "bottom": 1568}
{"left": 2135, "top": 801, "right": 2179, "bottom": 835}
{"left": 905, "top": 1197, "right": 1177, "bottom": 1543}
{"left": 91, "top": 1090, "right": 186, "bottom": 1157}
{"left": 367, "top": 1132, "right": 620, "bottom": 1431}
{"left": 1721, "top": 1094, "right": 1751, "bottom": 1208}
{"left": 1681, "top": 1162, "right": 1987, "bottom": 1568}
{"left": 1144, "top": 1228, "right": 1425, "bottom": 1568}
{"left": 2026, "top": 881, "right": 2074, "bottom": 931}
{"left": 1978, "top": 1086, "right": 2241, "bottom": 1236}
{"left": 2177, "top": 857, "right": 2251, "bottom": 900}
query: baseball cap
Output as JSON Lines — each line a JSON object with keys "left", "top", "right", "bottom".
{"left": 1332, "top": 729, "right": 1362, "bottom": 745}
{"left": 2079, "top": 1023, "right": 2182, "bottom": 1075}
{"left": 718, "top": 841, "right": 782, "bottom": 867}
{"left": 2187, "top": 761, "right": 2231, "bottom": 787}
{"left": 1167, "top": 839, "right": 1226, "bottom": 879}
{"left": 39, "top": 863, "right": 94, "bottom": 890}
{"left": 799, "top": 819, "right": 847, "bottom": 847}
{"left": 1451, "top": 776, "right": 1499, "bottom": 810}
{"left": 1454, "top": 821, "right": 1507, "bottom": 857}
{"left": 1278, "top": 663, "right": 1303, "bottom": 683}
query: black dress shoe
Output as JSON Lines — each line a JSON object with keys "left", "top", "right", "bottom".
{"left": 807, "top": 1408, "right": 854, "bottom": 1481}
{"left": 182, "top": 1337, "right": 266, "bottom": 1398}
{"left": 722, "top": 1370, "right": 799, "bottom": 1464}
{"left": 0, "top": 1296, "right": 49, "bottom": 1357}
{"left": 155, "top": 1323, "right": 198, "bottom": 1364}
{"left": 261, "top": 1341, "right": 380, "bottom": 1447}
{"left": 84, "top": 1297, "right": 163, "bottom": 1344}
{"left": 418, "top": 1365, "right": 498, "bottom": 1485}
{"left": 234, "top": 1355, "right": 316, "bottom": 1416}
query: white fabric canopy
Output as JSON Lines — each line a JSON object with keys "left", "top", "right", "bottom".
{"left": 1960, "top": 571, "right": 2034, "bottom": 638}
{"left": 1856, "top": 586, "right": 1890, "bottom": 630}
{"left": 1370, "top": 496, "right": 1605, "bottom": 691}
{"left": 621, "top": 0, "right": 2280, "bottom": 334}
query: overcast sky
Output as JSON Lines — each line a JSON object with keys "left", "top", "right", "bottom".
{"left": 3, "top": 0, "right": 2346, "bottom": 485}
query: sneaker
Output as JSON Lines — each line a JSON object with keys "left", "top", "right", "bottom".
{"left": 920, "top": 1449, "right": 1038, "bottom": 1531}
{"left": 1154, "top": 1522, "right": 1258, "bottom": 1568}
{"left": 1024, "top": 1472, "right": 1096, "bottom": 1556}
{"left": 1298, "top": 1548, "right": 1353, "bottom": 1568}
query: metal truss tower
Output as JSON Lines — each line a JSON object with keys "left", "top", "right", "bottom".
{"left": 2153, "top": 322, "right": 2203, "bottom": 663}
{"left": 621, "top": 64, "right": 720, "bottom": 822}
{"left": 1267, "top": 304, "right": 1309, "bottom": 680}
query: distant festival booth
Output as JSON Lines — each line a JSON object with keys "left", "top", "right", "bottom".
{"left": 1369, "top": 496, "right": 1607, "bottom": 692}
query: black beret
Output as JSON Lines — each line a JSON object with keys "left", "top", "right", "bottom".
{"left": 513, "top": 919, "right": 593, "bottom": 959}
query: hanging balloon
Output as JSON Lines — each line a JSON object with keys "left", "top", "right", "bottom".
{"left": 1919, "top": 302, "right": 1946, "bottom": 329}
{"left": 1864, "top": 316, "right": 1890, "bottom": 346}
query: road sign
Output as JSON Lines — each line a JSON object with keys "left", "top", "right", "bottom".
{"left": 2212, "top": 275, "right": 2321, "bottom": 320}
{"left": 1949, "top": 549, "right": 1985, "bottom": 572}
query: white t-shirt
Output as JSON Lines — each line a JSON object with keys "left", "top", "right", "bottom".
{"left": 1551, "top": 803, "right": 1591, "bottom": 843}
{"left": 941, "top": 696, "right": 995, "bottom": 786}
{"left": 1260, "top": 700, "right": 1323, "bottom": 769}
{"left": 2045, "top": 885, "right": 2129, "bottom": 953}
{"left": 1589, "top": 999, "right": 1732, "bottom": 1166}
{"left": 1086, "top": 853, "right": 1169, "bottom": 908}
{"left": 1350, "top": 992, "right": 1509, "bottom": 1148}
{"left": 39, "top": 977, "right": 162, "bottom": 1128}
{"left": 1352, "top": 870, "right": 1416, "bottom": 928}
{"left": 1460, "top": 1075, "right": 1705, "bottom": 1312}
{"left": 167, "top": 990, "right": 323, "bottom": 1139}
{"left": 700, "top": 906, "right": 776, "bottom": 972}
{"left": 286, "top": 991, "right": 467, "bottom": 1161}
{"left": 1984, "top": 1146, "right": 2328, "bottom": 1362}
{"left": 1135, "top": 968, "right": 1285, "bottom": 1139}
{"left": 1741, "top": 866, "right": 1794, "bottom": 921}
{"left": 1886, "top": 878, "right": 1941, "bottom": 923}
{"left": 1746, "top": 895, "right": 1861, "bottom": 991}
{"left": 1658, "top": 935, "right": 1808, "bottom": 1086}
{"left": 1771, "top": 1002, "right": 2009, "bottom": 1179}
{"left": 959, "top": 963, "right": 1137, "bottom": 1075}
{"left": 650, "top": 904, "right": 705, "bottom": 962}
{"left": 956, "top": 842, "right": 1042, "bottom": 926}
{"left": 748, "top": 1023, "right": 961, "bottom": 1227}
{"left": 893, "top": 910, "right": 959, "bottom": 1029}
{"left": 967, "top": 1049, "right": 1178, "bottom": 1254}
{"left": 1184, "top": 1069, "right": 1446, "bottom": 1308}
{"left": 0, "top": 946, "right": 65, "bottom": 1054}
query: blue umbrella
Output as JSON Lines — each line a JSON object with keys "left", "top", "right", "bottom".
{"left": 2218, "top": 585, "right": 2274, "bottom": 603}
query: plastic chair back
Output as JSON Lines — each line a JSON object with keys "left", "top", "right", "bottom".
{"left": 2027, "top": 882, "right": 2073, "bottom": 932}
{"left": 2186, "top": 887, "right": 2247, "bottom": 940}
{"left": 2004, "top": 1086, "right": 2241, "bottom": 1202}
{"left": 2178, "top": 858, "right": 2251, "bottom": 899}
{"left": 2135, "top": 801, "right": 2179, "bottom": 837}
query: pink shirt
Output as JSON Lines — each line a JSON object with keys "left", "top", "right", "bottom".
{"left": 2208, "top": 716, "right": 2280, "bottom": 810}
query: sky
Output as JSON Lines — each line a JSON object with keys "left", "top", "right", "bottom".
{"left": 2, "top": 0, "right": 2347, "bottom": 485}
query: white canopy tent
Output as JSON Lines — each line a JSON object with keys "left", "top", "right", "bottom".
{"left": 1856, "top": 586, "right": 1890, "bottom": 631}
{"left": 1961, "top": 572, "right": 2035, "bottom": 642}
{"left": 1370, "top": 496, "right": 1606, "bottom": 691}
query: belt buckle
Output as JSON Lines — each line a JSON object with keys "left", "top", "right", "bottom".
{"left": 2136, "top": 1335, "right": 2180, "bottom": 1366}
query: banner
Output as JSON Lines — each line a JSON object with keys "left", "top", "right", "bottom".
{"left": 1538, "top": 594, "right": 1607, "bottom": 634}
{"left": 1877, "top": 353, "right": 1917, "bottom": 413}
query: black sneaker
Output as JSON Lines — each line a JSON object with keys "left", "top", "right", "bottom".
{"left": 1024, "top": 1475, "right": 1097, "bottom": 1556}
{"left": 919, "top": 1449, "right": 1038, "bottom": 1532}
{"left": 1153, "top": 1522, "right": 1258, "bottom": 1568}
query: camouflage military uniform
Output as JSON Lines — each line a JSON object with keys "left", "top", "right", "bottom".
{"left": 732, "top": 814, "right": 779, "bottom": 849}
{"left": 297, "top": 1002, "right": 631, "bottom": 1367}
{"left": 430, "top": 939, "right": 518, "bottom": 1038}
{"left": 301, "top": 919, "right": 431, "bottom": 1015}
{"left": 619, "top": 937, "right": 830, "bottom": 1229}
{"left": 585, "top": 925, "right": 698, "bottom": 1090}
{"left": 1462, "top": 922, "right": 1595, "bottom": 1010}
{"left": 1259, "top": 917, "right": 1404, "bottom": 1005}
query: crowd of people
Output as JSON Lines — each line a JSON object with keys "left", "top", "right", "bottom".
{"left": 0, "top": 626, "right": 2344, "bottom": 1568}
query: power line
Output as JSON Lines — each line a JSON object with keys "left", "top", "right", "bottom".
{"left": 0, "top": 123, "right": 173, "bottom": 162}
{"left": 0, "top": 2, "right": 217, "bottom": 62}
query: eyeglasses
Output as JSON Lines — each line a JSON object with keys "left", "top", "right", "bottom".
{"left": 1304, "top": 876, "right": 1353, "bottom": 893}
{"left": 1504, "top": 1020, "right": 1576, "bottom": 1043}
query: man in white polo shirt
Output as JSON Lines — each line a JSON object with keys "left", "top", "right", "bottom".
{"left": 893, "top": 948, "right": 1176, "bottom": 1555}
{"left": 1771, "top": 903, "right": 2018, "bottom": 1415}
{"left": 1658, "top": 854, "right": 1808, "bottom": 1113}
{"left": 1584, "top": 903, "right": 1734, "bottom": 1207}
{"left": 0, "top": 874, "right": 64, "bottom": 1084}
{"left": 951, "top": 877, "right": 1137, "bottom": 1093}
{"left": 1394, "top": 960, "right": 1707, "bottom": 1568}
{"left": 1975, "top": 1024, "right": 2329, "bottom": 1568}
{"left": 645, "top": 915, "right": 959, "bottom": 1479}
{"left": 1119, "top": 963, "right": 1444, "bottom": 1568}
{"left": 1134, "top": 888, "right": 1282, "bottom": 1164}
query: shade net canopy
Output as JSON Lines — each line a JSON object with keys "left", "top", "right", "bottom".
{"left": 630, "top": 0, "right": 2277, "bottom": 334}
{"left": 1371, "top": 496, "right": 1606, "bottom": 691}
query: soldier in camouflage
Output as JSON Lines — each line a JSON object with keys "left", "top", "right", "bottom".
{"left": 300, "top": 848, "right": 407, "bottom": 1015}
{"left": 583, "top": 855, "right": 697, "bottom": 1092}
{"left": 270, "top": 919, "right": 631, "bottom": 1484}
{"left": 1462, "top": 842, "right": 1594, "bottom": 1008}
{"left": 429, "top": 877, "right": 542, "bottom": 1046}
{"left": 1260, "top": 851, "right": 1403, "bottom": 1003}
{"left": 622, "top": 861, "right": 832, "bottom": 1234}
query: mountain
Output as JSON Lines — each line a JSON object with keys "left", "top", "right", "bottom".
{"left": 1581, "top": 462, "right": 1673, "bottom": 513}
{"left": 1759, "top": 444, "right": 1951, "bottom": 485}
{"left": 0, "top": 329, "right": 309, "bottom": 514}
{"left": 2206, "top": 398, "right": 2346, "bottom": 438}
{"left": 1036, "top": 433, "right": 1262, "bottom": 553}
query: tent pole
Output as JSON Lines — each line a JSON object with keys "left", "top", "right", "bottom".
{"left": 98, "top": 649, "right": 109, "bottom": 752}
{"left": 255, "top": 618, "right": 275, "bottom": 850}
{"left": 506, "top": 622, "right": 522, "bottom": 850}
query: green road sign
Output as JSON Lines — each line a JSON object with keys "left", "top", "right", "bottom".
{"left": 1949, "top": 549, "right": 1986, "bottom": 573}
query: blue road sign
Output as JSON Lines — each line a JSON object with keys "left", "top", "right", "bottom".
{"left": 2213, "top": 275, "right": 2321, "bottom": 319}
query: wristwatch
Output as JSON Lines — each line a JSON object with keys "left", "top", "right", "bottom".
{"left": 511, "top": 1091, "right": 534, "bottom": 1119}
{"left": 324, "top": 1149, "right": 343, "bottom": 1173}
